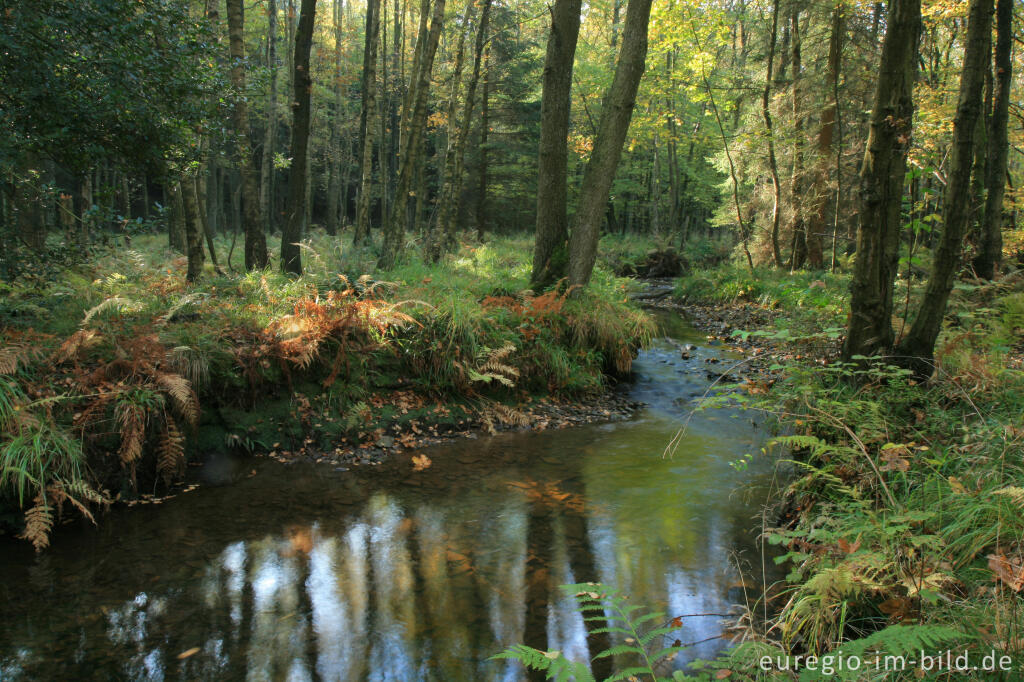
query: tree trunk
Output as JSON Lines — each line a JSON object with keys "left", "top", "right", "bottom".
{"left": 424, "top": 0, "right": 472, "bottom": 261}
{"left": 530, "top": 0, "right": 583, "bottom": 288}
{"left": 762, "top": 0, "right": 783, "bottom": 267}
{"left": 378, "top": 0, "right": 446, "bottom": 269}
{"left": 226, "top": 0, "right": 269, "bottom": 270}
{"left": 281, "top": 0, "right": 317, "bottom": 275}
{"left": 896, "top": 0, "right": 992, "bottom": 377}
{"left": 805, "top": 5, "right": 843, "bottom": 271}
{"left": 168, "top": 180, "right": 186, "bottom": 253}
{"left": 973, "top": 0, "right": 1011, "bottom": 279}
{"left": 181, "top": 177, "right": 206, "bottom": 282}
{"left": 326, "top": 0, "right": 344, "bottom": 236}
{"left": 476, "top": 43, "right": 490, "bottom": 240}
{"left": 788, "top": 8, "right": 808, "bottom": 270}
{"left": 261, "top": 0, "right": 279, "bottom": 235}
{"left": 567, "top": 0, "right": 653, "bottom": 288}
{"left": 354, "top": 0, "right": 381, "bottom": 246}
{"left": 436, "top": 0, "right": 492, "bottom": 257}
{"left": 840, "top": 0, "right": 921, "bottom": 362}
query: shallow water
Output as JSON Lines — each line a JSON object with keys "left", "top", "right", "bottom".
{"left": 0, "top": 311, "right": 777, "bottom": 681}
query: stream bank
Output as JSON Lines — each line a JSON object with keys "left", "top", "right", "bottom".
{"left": 0, "top": 304, "right": 779, "bottom": 680}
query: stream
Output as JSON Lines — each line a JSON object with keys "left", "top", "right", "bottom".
{"left": 0, "top": 309, "right": 778, "bottom": 681}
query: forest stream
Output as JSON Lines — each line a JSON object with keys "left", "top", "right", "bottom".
{"left": 0, "top": 309, "right": 778, "bottom": 681}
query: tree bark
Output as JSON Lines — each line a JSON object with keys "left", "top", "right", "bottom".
{"left": 973, "top": 0, "right": 1011, "bottom": 279}
{"left": 896, "top": 0, "right": 992, "bottom": 376}
{"left": 530, "top": 0, "right": 583, "bottom": 288}
{"left": 805, "top": 5, "right": 843, "bottom": 271}
{"left": 436, "top": 0, "right": 492, "bottom": 257}
{"left": 840, "top": 0, "right": 921, "bottom": 362}
{"left": 181, "top": 177, "right": 206, "bottom": 282}
{"left": 566, "top": 0, "right": 653, "bottom": 288}
{"left": 281, "top": 0, "right": 317, "bottom": 275}
{"left": 424, "top": 0, "right": 472, "bottom": 261}
{"left": 762, "top": 0, "right": 783, "bottom": 267}
{"left": 788, "top": 8, "right": 808, "bottom": 270}
{"left": 378, "top": 0, "right": 446, "bottom": 269}
{"left": 476, "top": 43, "right": 490, "bottom": 240}
{"left": 354, "top": 0, "right": 381, "bottom": 246}
{"left": 261, "top": 0, "right": 279, "bottom": 235}
{"left": 226, "top": 0, "right": 269, "bottom": 270}
{"left": 326, "top": 0, "right": 345, "bottom": 236}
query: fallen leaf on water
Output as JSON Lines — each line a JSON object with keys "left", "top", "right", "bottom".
{"left": 177, "top": 647, "right": 200, "bottom": 659}
{"left": 412, "top": 454, "right": 432, "bottom": 471}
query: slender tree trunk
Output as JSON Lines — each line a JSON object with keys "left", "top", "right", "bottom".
{"left": 762, "top": 0, "right": 783, "bottom": 266}
{"left": 281, "top": 0, "right": 317, "bottom": 275}
{"left": 261, "top": 0, "right": 279, "bottom": 234}
{"left": 896, "top": 0, "right": 992, "bottom": 376}
{"left": 354, "top": 0, "right": 381, "bottom": 245}
{"left": 806, "top": 5, "right": 842, "bottom": 271}
{"left": 530, "top": 0, "right": 583, "bottom": 288}
{"left": 567, "top": 0, "right": 654, "bottom": 288}
{"left": 326, "top": 0, "right": 345, "bottom": 236}
{"left": 476, "top": 43, "right": 490, "bottom": 240}
{"left": 841, "top": 0, "right": 921, "bottom": 361}
{"left": 974, "top": 0, "right": 1012, "bottom": 279}
{"left": 168, "top": 180, "right": 186, "bottom": 253}
{"left": 378, "top": 0, "right": 446, "bottom": 269}
{"left": 436, "top": 0, "right": 492, "bottom": 257}
{"left": 181, "top": 177, "right": 206, "bottom": 282}
{"left": 226, "top": 0, "right": 269, "bottom": 270}
{"left": 788, "top": 9, "right": 808, "bottom": 270}
{"left": 425, "top": 0, "right": 472, "bottom": 260}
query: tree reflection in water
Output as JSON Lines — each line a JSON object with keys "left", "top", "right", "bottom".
{"left": 0, "top": 325, "right": 777, "bottom": 680}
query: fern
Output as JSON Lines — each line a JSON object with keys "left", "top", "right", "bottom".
{"left": 19, "top": 493, "right": 53, "bottom": 552}
{"left": 490, "top": 645, "right": 596, "bottom": 682}
{"left": 157, "top": 293, "right": 206, "bottom": 325}
{"left": 0, "top": 343, "right": 37, "bottom": 375}
{"left": 157, "top": 414, "right": 185, "bottom": 484}
{"left": 796, "top": 624, "right": 963, "bottom": 681}
{"left": 81, "top": 296, "right": 139, "bottom": 326}
{"left": 155, "top": 373, "right": 199, "bottom": 427}
{"left": 493, "top": 583, "right": 698, "bottom": 681}
{"left": 53, "top": 329, "right": 101, "bottom": 364}
{"left": 116, "top": 401, "right": 146, "bottom": 464}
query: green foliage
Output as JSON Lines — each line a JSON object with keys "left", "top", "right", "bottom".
{"left": 492, "top": 583, "right": 697, "bottom": 681}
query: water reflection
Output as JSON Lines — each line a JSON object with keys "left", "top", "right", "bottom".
{"left": 0, "top": 316, "right": 776, "bottom": 680}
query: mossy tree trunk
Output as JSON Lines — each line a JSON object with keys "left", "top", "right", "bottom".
{"left": 530, "top": 0, "right": 582, "bottom": 289}
{"left": 895, "top": 0, "right": 992, "bottom": 377}
{"left": 840, "top": 0, "right": 921, "bottom": 361}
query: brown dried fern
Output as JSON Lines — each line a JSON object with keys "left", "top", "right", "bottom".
{"left": 157, "top": 414, "right": 185, "bottom": 484}
{"left": 53, "top": 329, "right": 100, "bottom": 364}
{"left": 156, "top": 373, "right": 199, "bottom": 427}
{"left": 0, "top": 343, "right": 37, "bottom": 375}
{"left": 116, "top": 402, "right": 146, "bottom": 464}
{"left": 19, "top": 494, "right": 53, "bottom": 552}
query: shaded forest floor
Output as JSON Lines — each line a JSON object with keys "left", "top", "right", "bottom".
{"left": 671, "top": 264, "right": 1024, "bottom": 678}
{"left": 0, "top": 233, "right": 654, "bottom": 548}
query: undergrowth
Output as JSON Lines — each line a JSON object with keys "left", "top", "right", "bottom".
{"left": 0, "top": 233, "right": 653, "bottom": 549}
{"left": 663, "top": 264, "right": 1024, "bottom": 679}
